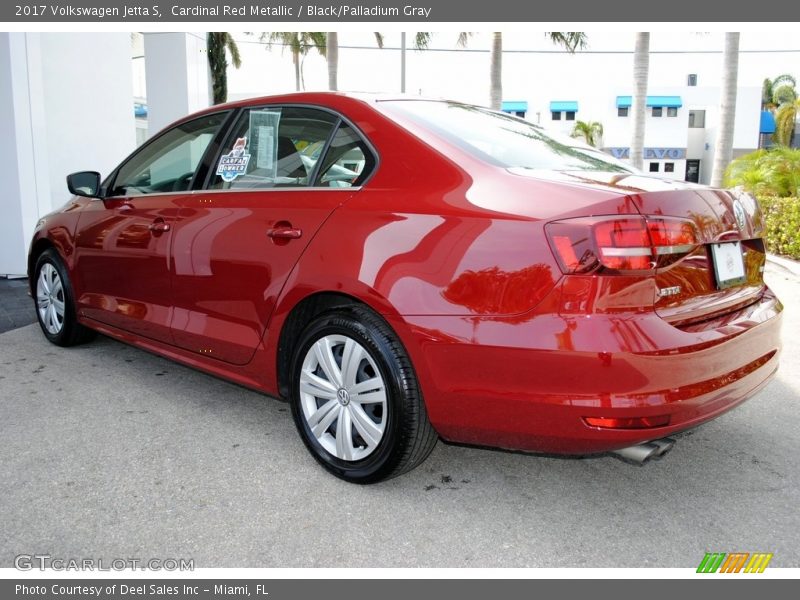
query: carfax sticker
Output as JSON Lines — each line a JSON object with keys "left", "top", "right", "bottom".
{"left": 216, "top": 137, "right": 250, "bottom": 182}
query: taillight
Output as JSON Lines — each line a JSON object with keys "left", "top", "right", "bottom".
{"left": 545, "top": 216, "right": 698, "bottom": 274}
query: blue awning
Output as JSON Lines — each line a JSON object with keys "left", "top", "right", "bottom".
{"left": 616, "top": 95, "right": 683, "bottom": 108}
{"left": 760, "top": 110, "right": 776, "bottom": 134}
{"left": 501, "top": 101, "right": 528, "bottom": 113}
{"left": 550, "top": 101, "right": 578, "bottom": 112}
{"left": 134, "top": 102, "right": 148, "bottom": 118}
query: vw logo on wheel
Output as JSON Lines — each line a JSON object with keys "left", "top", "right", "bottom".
{"left": 337, "top": 388, "right": 350, "bottom": 406}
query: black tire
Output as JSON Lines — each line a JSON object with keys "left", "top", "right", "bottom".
{"left": 33, "top": 249, "right": 96, "bottom": 347}
{"left": 289, "top": 306, "right": 437, "bottom": 483}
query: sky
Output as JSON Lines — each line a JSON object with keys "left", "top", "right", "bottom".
{"left": 219, "top": 31, "right": 800, "bottom": 107}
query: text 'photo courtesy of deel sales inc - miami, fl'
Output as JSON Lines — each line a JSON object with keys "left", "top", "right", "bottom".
{"left": 13, "top": 3, "right": 434, "bottom": 19}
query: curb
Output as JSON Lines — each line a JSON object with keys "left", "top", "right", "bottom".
{"left": 766, "top": 253, "right": 800, "bottom": 277}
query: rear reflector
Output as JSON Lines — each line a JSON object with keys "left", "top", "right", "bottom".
{"left": 583, "top": 415, "right": 671, "bottom": 429}
{"left": 545, "top": 216, "right": 699, "bottom": 274}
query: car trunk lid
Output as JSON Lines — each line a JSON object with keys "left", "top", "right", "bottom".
{"left": 510, "top": 169, "right": 767, "bottom": 326}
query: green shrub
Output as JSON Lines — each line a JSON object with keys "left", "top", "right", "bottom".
{"left": 726, "top": 149, "right": 800, "bottom": 259}
{"left": 725, "top": 148, "right": 800, "bottom": 198}
{"left": 758, "top": 196, "right": 800, "bottom": 259}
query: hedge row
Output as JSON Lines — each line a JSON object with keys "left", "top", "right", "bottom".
{"left": 758, "top": 196, "right": 800, "bottom": 259}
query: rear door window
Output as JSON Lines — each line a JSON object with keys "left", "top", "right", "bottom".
{"left": 209, "top": 107, "right": 339, "bottom": 190}
{"left": 315, "top": 124, "right": 376, "bottom": 188}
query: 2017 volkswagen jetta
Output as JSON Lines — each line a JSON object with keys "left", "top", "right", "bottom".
{"left": 28, "top": 93, "right": 782, "bottom": 482}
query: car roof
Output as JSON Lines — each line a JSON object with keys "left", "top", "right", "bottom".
{"left": 194, "top": 91, "right": 475, "bottom": 114}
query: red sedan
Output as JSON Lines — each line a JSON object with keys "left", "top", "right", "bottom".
{"left": 28, "top": 93, "right": 782, "bottom": 482}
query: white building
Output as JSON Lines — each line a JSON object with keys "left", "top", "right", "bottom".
{"left": 0, "top": 32, "right": 210, "bottom": 277}
{"left": 503, "top": 83, "right": 765, "bottom": 185}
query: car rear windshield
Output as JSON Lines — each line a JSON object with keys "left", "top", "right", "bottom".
{"left": 383, "top": 100, "right": 633, "bottom": 173}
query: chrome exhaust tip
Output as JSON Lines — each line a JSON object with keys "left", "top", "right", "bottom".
{"left": 610, "top": 438, "right": 676, "bottom": 464}
{"left": 649, "top": 437, "right": 676, "bottom": 457}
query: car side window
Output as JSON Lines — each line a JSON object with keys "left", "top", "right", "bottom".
{"left": 109, "top": 113, "right": 227, "bottom": 197}
{"left": 315, "top": 124, "right": 376, "bottom": 188}
{"left": 209, "top": 107, "right": 338, "bottom": 190}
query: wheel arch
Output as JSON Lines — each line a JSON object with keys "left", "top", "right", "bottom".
{"left": 28, "top": 238, "right": 56, "bottom": 296}
{"left": 275, "top": 291, "right": 382, "bottom": 401}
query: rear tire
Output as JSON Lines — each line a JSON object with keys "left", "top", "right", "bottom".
{"left": 289, "top": 306, "right": 437, "bottom": 483}
{"left": 33, "top": 249, "right": 96, "bottom": 347}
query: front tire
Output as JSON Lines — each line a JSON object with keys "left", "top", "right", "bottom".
{"left": 33, "top": 249, "right": 95, "bottom": 346}
{"left": 289, "top": 306, "right": 437, "bottom": 483}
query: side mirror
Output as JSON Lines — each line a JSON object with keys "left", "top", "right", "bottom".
{"left": 66, "top": 171, "right": 102, "bottom": 198}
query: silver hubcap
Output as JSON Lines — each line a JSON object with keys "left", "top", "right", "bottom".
{"left": 299, "top": 334, "right": 387, "bottom": 462}
{"left": 36, "top": 263, "right": 65, "bottom": 335}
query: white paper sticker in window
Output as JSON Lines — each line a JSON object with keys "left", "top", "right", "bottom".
{"left": 249, "top": 110, "right": 281, "bottom": 179}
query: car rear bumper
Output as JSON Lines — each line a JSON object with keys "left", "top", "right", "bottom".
{"left": 391, "top": 285, "right": 782, "bottom": 454}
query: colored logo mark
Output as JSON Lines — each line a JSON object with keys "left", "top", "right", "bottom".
{"left": 697, "top": 552, "right": 773, "bottom": 573}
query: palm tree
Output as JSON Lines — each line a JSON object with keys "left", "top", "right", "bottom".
{"left": 571, "top": 121, "right": 604, "bottom": 147}
{"left": 710, "top": 33, "right": 740, "bottom": 188}
{"left": 489, "top": 33, "right": 503, "bottom": 110}
{"left": 762, "top": 74, "right": 796, "bottom": 110}
{"left": 327, "top": 32, "right": 385, "bottom": 91}
{"left": 630, "top": 33, "right": 650, "bottom": 171}
{"left": 261, "top": 32, "right": 327, "bottom": 91}
{"left": 775, "top": 99, "right": 800, "bottom": 147}
{"left": 207, "top": 33, "right": 242, "bottom": 104}
{"left": 489, "top": 32, "right": 587, "bottom": 111}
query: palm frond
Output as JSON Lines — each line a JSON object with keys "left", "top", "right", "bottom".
{"left": 546, "top": 32, "right": 588, "bottom": 53}
{"left": 225, "top": 33, "right": 242, "bottom": 69}
{"left": 774, "top": 101, "right": 799, "bottom": 147}
{"left": 773, "top": 84, "right": 798, "bottom": 106}
{"left": 414, "top": 32, "right": 431, "bottom": 50}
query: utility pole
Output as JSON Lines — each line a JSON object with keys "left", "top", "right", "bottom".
{"left": 400, "top": 32, "right": 407, "bottom": 93}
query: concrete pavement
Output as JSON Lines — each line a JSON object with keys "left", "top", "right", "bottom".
{"left": 0, "top": 278, "right": 35, "bottom": 334}
{"left": 1, "top": 263, "right": 798, "bottom": 568}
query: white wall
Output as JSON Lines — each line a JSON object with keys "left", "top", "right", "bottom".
{"left": 0, "top": 32, "right": 135, "bottom": 276}
{"left": 144, "top": 32, "right": 210, "bottom": 136}
{"left": 0, "top": 34, "right": 36, "bottom": 276}
{"left": 38, "top": 34, "right": 136, "bottom": 210}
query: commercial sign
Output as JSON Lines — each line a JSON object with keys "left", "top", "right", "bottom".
{"left": 606, "top": 147, "right": 687, "bottom": 160}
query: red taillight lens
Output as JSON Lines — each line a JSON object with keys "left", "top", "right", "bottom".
{"left": 583, "top": 415, "right": 671, "bottom": 429}
{"left": 545, "top": 216, "right": 698, "bottom": 274}
{"left": 594, "top": 218, "right": 653, "bottom": 271}
{"left": 647, "top": 218, "right": 698, "bottom": 267}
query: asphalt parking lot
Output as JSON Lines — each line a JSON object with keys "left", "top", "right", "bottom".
{"left": 1, "top": 263, "right": 798, "bottom": 569}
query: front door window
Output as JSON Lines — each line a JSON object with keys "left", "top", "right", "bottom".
{"left": 109, "top": 112, "right": 228, "bottom": 196}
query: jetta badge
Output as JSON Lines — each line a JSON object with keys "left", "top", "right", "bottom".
{"left": 733, "top": 199, "right": 747, "bottom": 231}
{"left": 657, "top": 286, "right": 682, "bottom": 298}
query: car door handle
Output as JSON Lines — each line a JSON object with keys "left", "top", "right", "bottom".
{"left": 149, "top": 221, "right": 171, "bottom": 233}
{"left": 267, "top": 226, "right": 302, "bottom": 239}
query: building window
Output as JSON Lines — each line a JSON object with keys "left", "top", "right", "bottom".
{"left": 551, "top": 111, "right": 561, "bottom": 120}
{"left": 688, "top": 110, "right": 706, "bottom": 128}
{"left": 667, "top": 107, "right": 678, "bottom": 117}
{"left": 652, "top": 107, "right": 663, "bottom": 117}
{"left": 688, "top": 74, "right": 698, "bottom": 86}
{"left": 565, "top": 111, "right": 576, "bottom": 121}
{"left": 665, "top": 162, "right": 675, "bottom": 173}
{"left": 618, "top": 107, "right": 629, "bottom": 117}
{"left": 514, "top": 111, "right": 526, "bottom": 118}
{"left": 649, "top": 162, "right": 660, "bottom": 172}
